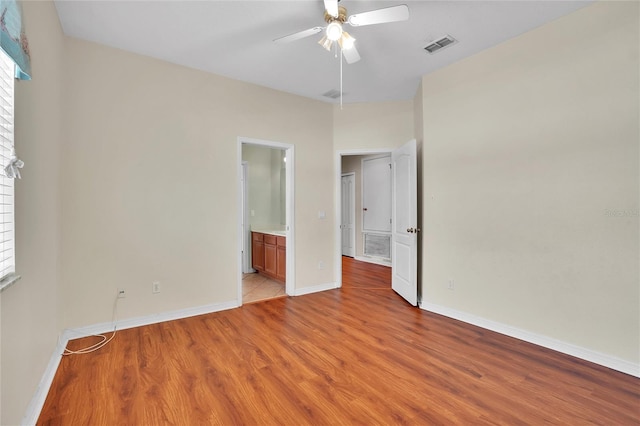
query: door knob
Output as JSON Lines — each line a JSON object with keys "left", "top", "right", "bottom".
{"left": 407, "top": 228, "right": 414, "bottom": 233}
{"left": 406, "top": 228, "right": 421, "bottom": 233}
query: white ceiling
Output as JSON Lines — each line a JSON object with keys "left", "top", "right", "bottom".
{"left": 53, "top": 0, "right": 592, "bottom": 104}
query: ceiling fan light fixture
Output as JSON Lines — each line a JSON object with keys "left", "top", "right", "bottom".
{"left": 326, "top": 21, "right": 343, "bottom": 41}
{"left": 339, "top": 31, "right": 356, "bottom": 50}
{"left": 318, "top": 35, "right": 333, "bottom": 51}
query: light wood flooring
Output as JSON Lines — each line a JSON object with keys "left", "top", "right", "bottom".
{"left": 242, "top": 272, "right": 286, "bottom": 304}
{"left": 38, "top": 257, "right": 639, "bottom": 425}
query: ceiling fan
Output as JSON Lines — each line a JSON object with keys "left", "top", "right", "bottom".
{"left": 274, "top": 0, "right": 410, "bottom": 64}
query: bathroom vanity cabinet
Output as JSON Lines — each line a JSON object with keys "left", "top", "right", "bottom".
{"left": 251, "top": 231, "right": 286, "bottom": 283}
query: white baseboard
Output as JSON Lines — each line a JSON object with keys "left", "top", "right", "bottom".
{"left": 21, "top": 338, "right": 67, "bottom": 426}
{"left": 61, "top": 299, "right": 240, "bottom": 341}
{"left": 24, "top": 299, "right": 240, "bottom": 425}
{"left": 420, "top": 301, "right": 640, "bottom": 378}
{"left": 354, "top": 255, "right": 391, "bottom": 267}
{"left": 294, "top": 282, "right": 339, "bottom": 296}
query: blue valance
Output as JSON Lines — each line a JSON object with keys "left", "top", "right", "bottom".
{"left": 0, "top": 0, "right": 30, "bottom": 80}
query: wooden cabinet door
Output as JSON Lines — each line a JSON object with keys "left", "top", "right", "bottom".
{"left": 251, "top": 232, "right": 265, "bottom": 272}
{"left": 276, "top": 237, "right": 286, "bottom": 282}
{"left": 265, "top": 243, "right": 277, "bottom": 276}
{"left": 252, "top": 232, "right": 285, "bottom": 283}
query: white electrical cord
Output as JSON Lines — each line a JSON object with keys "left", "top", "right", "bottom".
{"left": 62, "top": 291, "right": 120, "bottom": 356}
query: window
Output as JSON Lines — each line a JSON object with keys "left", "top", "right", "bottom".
{"left": 0, "top": 48, "right": 18, "bottom": 290}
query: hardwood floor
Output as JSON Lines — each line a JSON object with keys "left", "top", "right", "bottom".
{"left": 38, "top": 257, "right": 639, "bottom": 425}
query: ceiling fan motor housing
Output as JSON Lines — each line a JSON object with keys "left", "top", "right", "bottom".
{"left": 324, "top": 6, "right": 347, "bottom": 24}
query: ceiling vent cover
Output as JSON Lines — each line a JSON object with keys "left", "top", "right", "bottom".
{"left": 424, "top": 35, "right": 457, "bottom": 54}
{"left": 322, "top": 89, "right": 342, "bottom": 99}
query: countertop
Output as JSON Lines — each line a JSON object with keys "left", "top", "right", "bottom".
{"left": 251, "top": 229, "right": 286, "bottom": 237}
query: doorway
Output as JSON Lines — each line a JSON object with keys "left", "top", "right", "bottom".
{"left": 238, "top": 137, "right": 295, "bottom": 305}
{"left": 341, "top": 172, "right": 355, "bottom": 257}
{"left": 338, "top": 150, "right": 392, "bottom": 291}
{"left": 340, "top": 152, "right": 392, "bottom": 267}
{"left": 335, "top": 142, "right": 418, "bottom": 306}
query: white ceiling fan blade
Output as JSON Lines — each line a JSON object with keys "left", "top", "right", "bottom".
{"left": 324, "top": 0, "right": 339, "bottom": 18}
{"left": 342, "top": 45, "right": 361, "bottom": 64}
{"left": 347, "top": 5, "right": 409, "bottom": 27}
{"left": 273, "top": 27, "right": 323, "bottom": 43}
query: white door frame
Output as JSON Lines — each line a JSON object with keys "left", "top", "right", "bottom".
{"left": 334, "top": 149, "right": 392, "bottom": 287}
{"left": 241, "top": 161, "right": 254, "bottom": 274}
{"left": 340, "top": 172, "right": 356, "bottom": 257}
{"left": 238, "top": 137, "right": 295, "bottom": 303}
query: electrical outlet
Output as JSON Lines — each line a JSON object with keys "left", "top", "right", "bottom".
{"left": 152, "top": 281, "right": 161, "bottom": 294}
{"left": 117, "top": 288, "right": 126, "bottom": 298}
{"left": 318, "top": 261, "right": 324, "bottom": 270}
{"left": 447, "top": 280, "right": 454, "bottom": 290}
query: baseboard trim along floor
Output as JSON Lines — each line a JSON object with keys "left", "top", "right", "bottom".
{"left": 420, "top": 301, "right": 639, "bottom": 378}
{"left": 293, "top": 281, "right": 339, "bottom": 296}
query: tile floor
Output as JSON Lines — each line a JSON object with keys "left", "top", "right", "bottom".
{"left": 242, "top": 273, "right": 286, "bottom": 304}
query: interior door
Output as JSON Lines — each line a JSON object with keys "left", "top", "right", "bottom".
{"left": 362, "top": 156, "right": 392, "bottom": 233}
{"left": 391, "top": 139, "right": 418, "bottom": 305}
{"left": 341, "top": 174, "right": 355, "bottom": 257}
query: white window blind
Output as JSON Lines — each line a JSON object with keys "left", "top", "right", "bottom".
{"left": 0, "top": 48, "right": 16, "bottom": 286}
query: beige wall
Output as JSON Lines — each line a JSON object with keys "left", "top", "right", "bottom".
{"left": 1, "top": 1, "right": 64, "bottom": 424}
{"left": 333, "top": 101, "right": 414, "bottom": 151}
{"left": 413, "top": 82, "right": 423, "bottom": 148}
{"left": 60, "top": 38, "right": 334, "bottom": 329}
{"left": 420, "top": 1, "right": 639, "bottom": 364}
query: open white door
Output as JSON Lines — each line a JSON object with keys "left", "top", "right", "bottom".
{"left": 391, "top": 139, "right": 418, "bottom": 306}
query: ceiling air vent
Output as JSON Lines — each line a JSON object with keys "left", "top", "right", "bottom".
{"left": 424, "top": 35, "right": 457, "bottom": 54}
{"left": 322, "top": 89, "right": 342, "bottom": 99}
